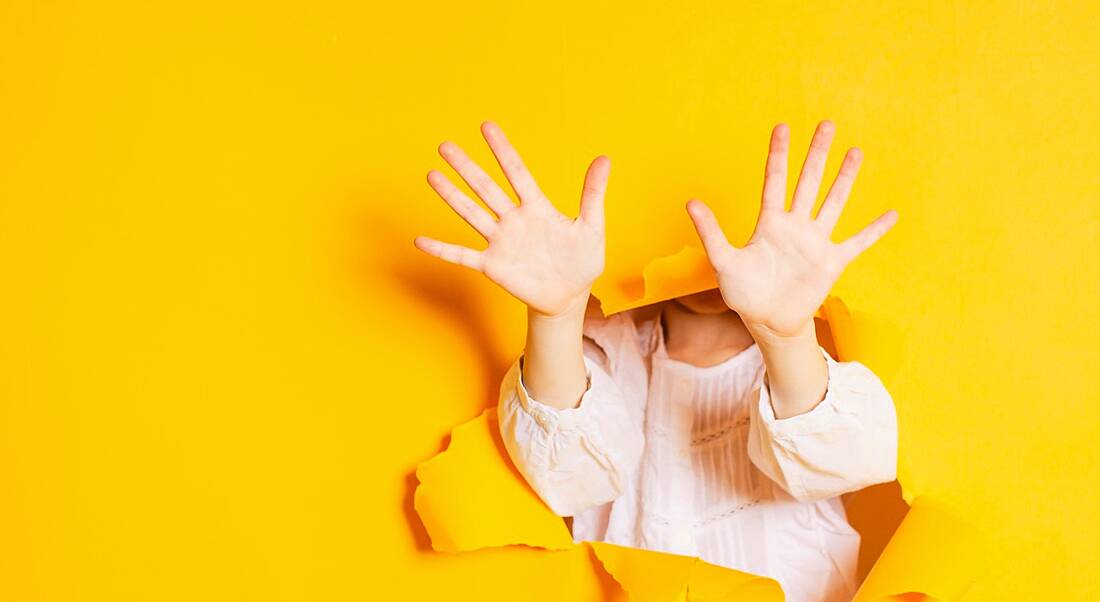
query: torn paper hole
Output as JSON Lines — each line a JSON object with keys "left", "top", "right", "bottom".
{"left": 414, "top": 245, "right": 988, "bottom": 600}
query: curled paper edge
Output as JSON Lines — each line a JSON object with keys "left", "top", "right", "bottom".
{"left": 591, "top": 245, "right": 719, "bottom": 317}
{"left": 589, "top": 541, "right": 785, "bottom": 602}
{"left": 413, "top": 409, "right": 575, "bottom": 553}
{"left": 853, "top": 496, "right": 994, "bottom": 601}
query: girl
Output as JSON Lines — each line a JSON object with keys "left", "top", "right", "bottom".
{"left": 414, "top": 120, "right": 899, "bottom": 602}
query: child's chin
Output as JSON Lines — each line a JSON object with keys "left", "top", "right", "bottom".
{"left": 673, "top": 289, "right": 730, "bottom": 314}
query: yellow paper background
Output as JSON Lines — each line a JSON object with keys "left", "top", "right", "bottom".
{"left": 2, "top": 1, "right": 1098, "bottom": 600}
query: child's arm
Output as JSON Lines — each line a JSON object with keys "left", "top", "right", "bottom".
{"left": 498, "top": 312, "right": 645, "bottom": 516}
{"left": 414, "top": 121, "right": 609, "bottom": 409}
{"left": 416, "top": 122, "right": 645, "bottom": 515}
{"left": 686, "top": 120, "right": 898, "bottom": 418}
{"left": 746, "top": 348, "right": 898, "bottom": 502}
{"left": 686, "top": 120, "right": 899, "bottom": 501}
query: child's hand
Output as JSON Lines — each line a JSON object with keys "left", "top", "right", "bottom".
{"left": 686, "top": 120, "right": 898, "bottom": 341}
{"left": 414, "top": 121, "right": 610, "bottom": 318}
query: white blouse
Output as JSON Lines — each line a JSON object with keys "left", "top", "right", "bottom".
{"left": 497, "top": 305, "right": 899, "bottom": 602}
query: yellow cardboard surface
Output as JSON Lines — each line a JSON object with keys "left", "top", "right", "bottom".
{"left": 852, "top": 497, "right": 993, "bottom": 602}
{"left": 590, "top": 541, "right": 784, "bottom": 602}
{"left": 592, "top": 245, "right": 719, "bottom": 315}
{"left": 2, "top": 1, "right": 1098, "bottom": 600}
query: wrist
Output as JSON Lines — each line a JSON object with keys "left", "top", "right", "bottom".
{"left": 528, "top": 289, "right": 592, "bottom": 323}
{"left": 746, "top": 319, "right": 818, "bottom": 353}
{"left": 523, "top": 289, "right": 592, "bottom": 410}
{"left": 748, "top": 319, "right": 828, "bottom": 418}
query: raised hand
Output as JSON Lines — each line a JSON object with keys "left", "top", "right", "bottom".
{"left": 686, "top": 120, "right": 898, "bottom": 340}
{"left": 414, "top": 122, "right": 611, "bottom": 317}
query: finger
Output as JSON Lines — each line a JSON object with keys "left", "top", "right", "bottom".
{"left": 579, "top": 155, "right": 611, "bottom": 229}
{"left": 413, "top": 235, "right": 485, "bottom": 271}
{"left": 789, "top": 120, "right": 836, "bottom": 216}
{"left": 480, "top": 121, "right": 545, "bottom": 205}
{"left": 837, "top": 209, "right": 899, "bottom": 264}
{"left": 427, "top": 170, "right": 497, "bottom": 240}
{"left": 438, "top": 140, "right": 516, "bottom": 217}
{"left": 686, "top": 199, "right": 734, "bottom": 266}
{"left": 760, "top": 123, "right": 790, "bottom": 216}
{"left": 815, "top": 147, "right": 863, "bottom": 234}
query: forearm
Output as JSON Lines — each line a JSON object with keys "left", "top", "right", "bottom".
{"left": 521, "top": 291, "right": 590, "bottom": 410}
{"left": 748, "top": 320, "right": 829, "bottom": 420}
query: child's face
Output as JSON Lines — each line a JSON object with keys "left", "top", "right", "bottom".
{"left": 672, "top": 288, "right": 731, "bottom": 315}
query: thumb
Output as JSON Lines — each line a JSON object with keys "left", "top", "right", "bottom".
{"left": 579, "top": 155, "right": 611, "bottom": 229}
{"left": 686, "top": 199, "right": 733, "bottom": 265}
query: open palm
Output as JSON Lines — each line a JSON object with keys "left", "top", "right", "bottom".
{"left": 414, "top": 122, "right": 610, "bottom": 317}
{"left": 687, "top": 121, "right": 898, "bottom": 338}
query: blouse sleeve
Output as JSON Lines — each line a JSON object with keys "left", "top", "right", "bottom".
{"left": 746, "top": 347, "right": 899, "bottom": 503}
{"left": 497, "top": 344, "right": 645, "bottom": 517}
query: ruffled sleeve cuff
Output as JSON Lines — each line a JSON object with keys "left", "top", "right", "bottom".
{"left": 498, "top": 350, "right": 644, "bottom": 516}
{"left": 515, "top": 353, "right": 618, "bottom": 433}
{"left": 754, "top": 346, "right": 853, "bottom": 439}
{"left": 748, "top": 347, "right": 899, "bottom": 501}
